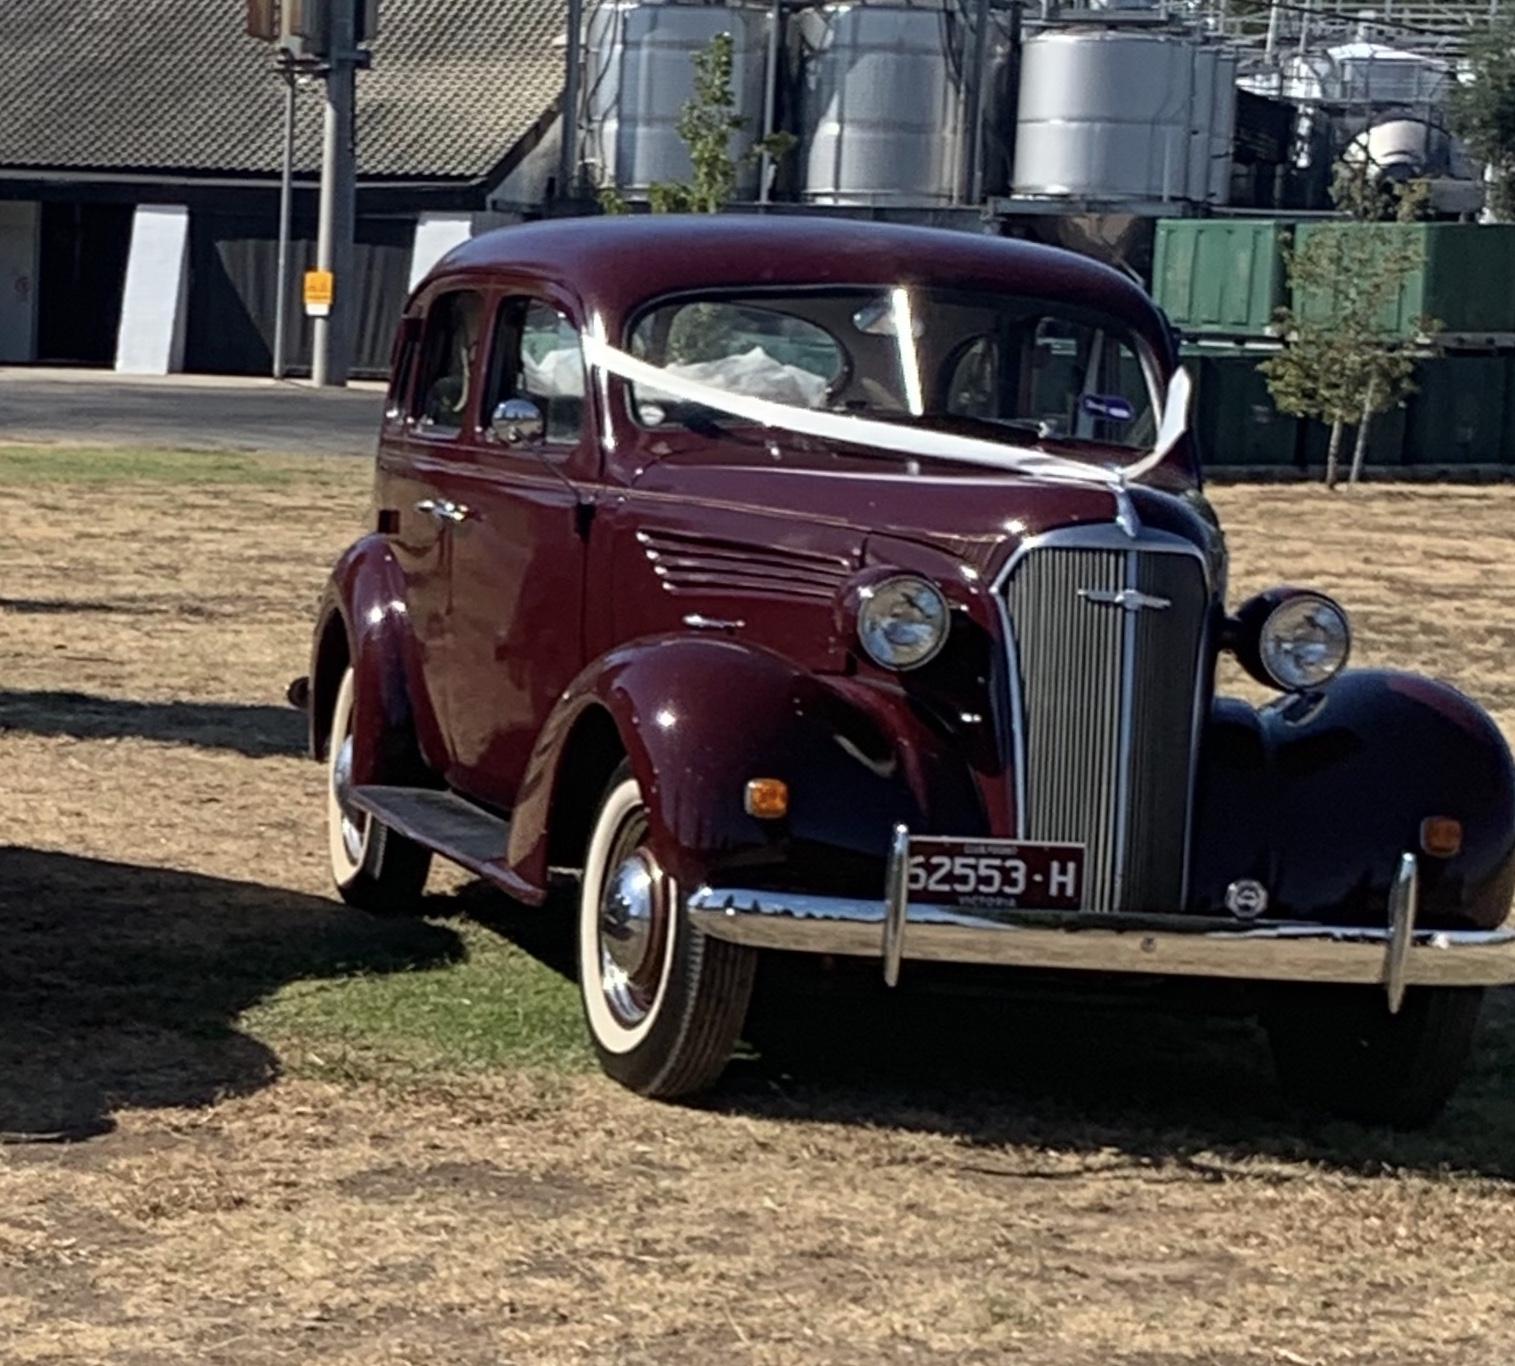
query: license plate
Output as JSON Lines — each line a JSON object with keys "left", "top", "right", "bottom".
{"left": 905, "top": 837, "right": 1086, "bottom": 911}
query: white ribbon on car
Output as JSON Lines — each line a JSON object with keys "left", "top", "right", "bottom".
{"left": 580, "top": 332, "right": 1190, "bottom": 490}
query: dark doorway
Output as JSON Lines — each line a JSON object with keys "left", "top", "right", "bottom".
{"left": 184, "top": 210, "right": 414, "bottom": 378}
{"left": 36, "top": 202, "right": 134, "bottom": 366}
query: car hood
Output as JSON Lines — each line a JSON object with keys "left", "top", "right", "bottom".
{"left": 628, "top": 444, "right": 1208, "bottom": 576}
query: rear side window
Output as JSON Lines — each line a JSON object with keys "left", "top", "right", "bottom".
{"left": 413, "top": 290, "right": 485, "bottom": 432}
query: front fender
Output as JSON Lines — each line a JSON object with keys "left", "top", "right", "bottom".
{"left": 309, "top": 534, "right": 443, "bottom": 785}
{"left": 1189, "top": 670, "right": 1515, "bottom": 929}
{"left": 507, "top": 637, "right": 985, "bottom": 897}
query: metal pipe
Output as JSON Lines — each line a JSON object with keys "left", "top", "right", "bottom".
{"left": 963, "top": 0, "right": 992, "bottom": 204}
{"left": 758, "top": 0, "right": 783, "bottom": 204}
{"left": 313, "top": 6, "right": 357, "bottom": 388}
{"left": 272, "top": 58, "right": 296, "bottom": 380}
{"left": 559, "top": 0, "right": 584, "bottom": 199}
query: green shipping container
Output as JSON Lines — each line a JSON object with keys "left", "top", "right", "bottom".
{"left": 1152, "top": 220, "right": 1288, "bottom": 338}
{"left": 1402, "top": 355, "right": 1510, "bottom": 465}
{"left": 1186, "top": 350, "right": 1299, "bottom": 467}
{"left": 1293, "top": 223, "right": 1515, "bottom": 342}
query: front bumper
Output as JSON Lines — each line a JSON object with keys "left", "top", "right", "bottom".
{"left": 687, "top": 835, "right": 1515, "bottom": 1012}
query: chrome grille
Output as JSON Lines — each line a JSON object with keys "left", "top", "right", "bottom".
{"left": 1001, "top": 538, "right": 1209, "bottom": 913}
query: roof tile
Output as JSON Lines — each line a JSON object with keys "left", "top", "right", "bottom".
{"left": 0, "top": 0, "right": 567, "bottom": 181}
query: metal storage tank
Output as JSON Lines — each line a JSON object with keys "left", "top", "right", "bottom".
{"left": 1326, "top": 42, "right": 1453, "bottom": 108}
{"left": 1186, "top": 45, "right": 1217, "bottom": 205}
{"left": 584, "top": 0, "right": 773, "bottom": 199}
{"left": 1208, "top": 48, "right": 1239, "bottom": 204}
{"left": 794, "top": 1, "right": 967, "bottom": 207}
{"left": 1013, "top": 29, "right": 1198, "bottom": 202}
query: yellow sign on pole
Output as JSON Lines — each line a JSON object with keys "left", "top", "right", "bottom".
{"left": 304, "top": 269, "right": 335, "bottom": 318}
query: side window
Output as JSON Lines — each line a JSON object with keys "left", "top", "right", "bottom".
{"left": 485, "top": 298, "right": 585, "bottom": 446}
{"left": 412, "top": 290, "right": 485, "bottom": 433}
{"left": 945, "top": 336, "right": 1000, "bottom": 419}
{"left": 385, "top": 316, "right": 420, "bottom": 422}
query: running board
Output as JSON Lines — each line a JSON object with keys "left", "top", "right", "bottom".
{"left": 347, "top": 785, "right": 543, "bottom": 904}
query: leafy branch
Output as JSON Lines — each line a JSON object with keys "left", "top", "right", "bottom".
{"left": 1260, "top": 164, "right": 1438, "bottom": 487}
{"left": 600, "top": 32, "right": 794, "bottom": 215}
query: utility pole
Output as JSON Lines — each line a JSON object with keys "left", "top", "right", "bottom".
{"left": 313, "top": 1, "right": 358, "bottom": 387}
{"left": 272, "top": 52, "right": 297, "bottom": 380}
{"left": 558, "top": 0, "right": 584, "bottom": 201}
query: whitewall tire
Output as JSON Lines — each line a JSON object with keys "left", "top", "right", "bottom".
{"left": 326, "top": 667, "right": 431, "bottom": 913}
{"left": 577, "top": 763, "right": 756, "bottom": 1097}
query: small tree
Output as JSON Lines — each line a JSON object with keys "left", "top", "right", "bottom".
{"left": 600, "top": 32, "right": 793, "bottom": 215}
{"left": 1450, "top": 16, "right": 1515, "bottom": 222}
{"left": 1261, "top": 165, "right": 1434, "bottom": 487}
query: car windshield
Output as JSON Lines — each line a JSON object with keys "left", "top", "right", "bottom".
{"left": 627, "top": 287, "right": 1160, "bottom": 452}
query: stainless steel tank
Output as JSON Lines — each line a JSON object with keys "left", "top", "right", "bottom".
{"left": 1013, "top": 29, "right": 1199, "bottom": 202}
{"left": 1208, "top": 48, "right": 1238, "bottom": 205}
{"left": 584, "top": 0, "right": 773, "bottom": 199}
{"left": 1327, "top": 41, "right": 1453, "bottom": 108}
{"left": 794, "top": 1, "right": 968, "bottom": 207}
{"left": 1186, "top": 45, "right": 1217, "bottom": 204}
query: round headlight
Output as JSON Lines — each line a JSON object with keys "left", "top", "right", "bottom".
{"left": 857, "top": 575, "right": 949, "bottom": 671}
{"left": 1259, "top": 593, "right": 1350, "bottom": 690}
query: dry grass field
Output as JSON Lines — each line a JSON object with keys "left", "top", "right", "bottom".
{"left": 4, "top": 446, "right": 1515, "bottom": 1364}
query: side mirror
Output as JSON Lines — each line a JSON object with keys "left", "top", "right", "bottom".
{"left": 490, "top": 397, "right": 545, "bottom": 446}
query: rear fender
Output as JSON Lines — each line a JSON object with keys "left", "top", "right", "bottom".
{"left": 506, "top": 637, "right": 985, "bottom": 898}
{"left": 1189, "top": 670, "right": 1515, "bottom": 928}
{"left": 309, "top": 535, "right": 443, "bottom": 785}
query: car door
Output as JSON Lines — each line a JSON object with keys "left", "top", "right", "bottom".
{"left": 438, "top": 291, "right": 593, "bottom": 811}
{"left": 382, "top": 286, "right": 489, "bottom": 769}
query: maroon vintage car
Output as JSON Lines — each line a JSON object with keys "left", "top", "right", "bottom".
{"left": 303, "top": 216, "right": 1515, "bottom": 1123}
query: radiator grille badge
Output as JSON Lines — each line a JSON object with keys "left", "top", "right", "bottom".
{"left": 1077, "top": 587, "right": 1172, "bottom": 612}
{"left": 1225, "top": 879, "right": 1269, "bottom": 920}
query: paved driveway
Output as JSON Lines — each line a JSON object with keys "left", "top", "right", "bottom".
{"left": 0, "top": 369, "right": 385, "bottom": 456}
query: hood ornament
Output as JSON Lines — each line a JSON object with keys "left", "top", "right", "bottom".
{"left": 1111, "top": 471, "right": 1141, "bottom": 539}
{"left": 1079, "top": 587, "right": 1171, "bottom": 612}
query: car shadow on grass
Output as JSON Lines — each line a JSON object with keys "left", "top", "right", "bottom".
{"left": 0, "top": 846, "right": 461, "bottom": 1143}
{"left": 428, "top": 881, "right": 1515, "bottom": 1180}
{"left": 0, "top": 689, "right": 304, "bottom": 758}
{"left": 711, "top": 960, "right": 1515, "bottom": 1182}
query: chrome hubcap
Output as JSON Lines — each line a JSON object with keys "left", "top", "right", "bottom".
{"left": 332, "top": 730, "right": 367, "bottom": 865}
{"left": 597, "top": 817, "right": 670, "bottom": 1028}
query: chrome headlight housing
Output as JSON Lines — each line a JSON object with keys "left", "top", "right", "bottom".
{"left": 856, "top": 575, "right": 949, "bottom": 671}
{"left": 1232, "top": 588, "right": 1351, "bottom": 691}
{"left": 1260, "top": 593, "right": 1351, "bottom": 689}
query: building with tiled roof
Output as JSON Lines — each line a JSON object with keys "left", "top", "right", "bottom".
{"left": 0, "top": 0, "right": 568, "bottom": 374}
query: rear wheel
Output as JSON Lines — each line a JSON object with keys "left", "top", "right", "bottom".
{"left": 577, "top": 763, "right": 756, "bottom": 1097}
{"left": 326, "top": 667, "right": 431, "bottom": 913}
{"left": 1264, "top": 985, "right": 1483, "bottom": 1128}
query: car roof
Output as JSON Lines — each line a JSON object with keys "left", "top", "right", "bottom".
{"left": 432, "top": 215, "right": 1172, "bottom": 358}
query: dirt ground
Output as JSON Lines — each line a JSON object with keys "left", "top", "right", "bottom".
{"left": 5, "top": 455, "right": 1515, "bottom": 1364}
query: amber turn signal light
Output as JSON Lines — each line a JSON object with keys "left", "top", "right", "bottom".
{"left": 1420, "top": 816, "right": 1463, "bottom": 859}
{"left": 744, "top": 778, "right": 789, "bottom": 820}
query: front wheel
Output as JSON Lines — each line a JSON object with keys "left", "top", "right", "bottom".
{"left": 577, "top": 763, "right": 756, "bottom": 1098}
{"left": 326, "top": 667, "right": 431, "bottom": 913}
{"left": 1264, "top": 985, "right": 1484, "bottom": 1128}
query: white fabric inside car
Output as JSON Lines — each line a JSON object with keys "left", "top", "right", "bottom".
{"left": 523, "top": 345, "right": 587, "bottom": 398}
{"left": 642, "top": 346, "right": 829, "bottom": 409}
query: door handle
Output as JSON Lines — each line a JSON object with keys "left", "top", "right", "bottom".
{"left": 415, "top": 498, "right": 473, "bottom": 524}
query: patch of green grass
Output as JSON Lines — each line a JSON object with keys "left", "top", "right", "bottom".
{"left": 245, "top": 916, "right": 591, "bottom": 1083}
{"left": 0, "top": 445, "right": 346, "bottom": 486}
